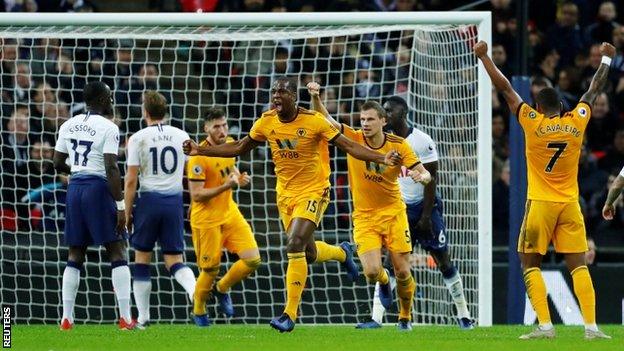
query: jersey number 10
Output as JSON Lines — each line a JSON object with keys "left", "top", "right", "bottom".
{"left": 149, "top": 146, "right": 178, "bottom": 175}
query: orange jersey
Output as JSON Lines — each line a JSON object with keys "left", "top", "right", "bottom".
{"left": 517, "top": 102, "right": 591, "bottom": 202}
{"left": 249, "top": 107, "right": 339, "bottom": 197}
{"left": 342, "top": 124, "right": 420, "bottom": 216}
{"left": 187, "top": 137, "right": 238, "bottom": 227}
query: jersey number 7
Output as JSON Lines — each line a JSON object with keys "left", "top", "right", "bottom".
{"left": 545, "top": 142, "right": 567, "bottom": 173}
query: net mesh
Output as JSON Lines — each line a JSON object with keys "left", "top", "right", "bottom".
{"left": 0, "top": 23, "right": 480, "bottom": 324}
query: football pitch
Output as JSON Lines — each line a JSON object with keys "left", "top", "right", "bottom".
{"left": 9, "top": 325, "right": 622, "bottom": 351}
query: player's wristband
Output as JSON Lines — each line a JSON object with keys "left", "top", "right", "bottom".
{"left": 116, "top": 200, "right": 125, "bottom": 211}
{"left": 601, "top": 56, "right": 612, "bottom": 66}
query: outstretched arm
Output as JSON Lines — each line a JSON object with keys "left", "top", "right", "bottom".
{"left": 183, "top": 136, "right": 261, "bottom": 157}
{"left": 332, "top": 134, "right": 401, "bottom": 166}
{"left": 603, "top": 174, "right": 624, "bottom": 220}
{"left": 473, "top": 41, "right": 522, "bottom": 114}
{"left": 580, "top": 42, "right": 615, "bottom": 104}
{"left": 307, "top": 82, "right": 341, "bottom": 129}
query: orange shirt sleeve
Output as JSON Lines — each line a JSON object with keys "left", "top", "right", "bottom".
{"left": 187, "top": 156, "right": 207, "bottom": 181}
{"left": 249, "top": 117, "right": 267, "bottom": 142}
{"left": 400, "top": 140, "right": 420, "bottom": 169}
{"left": 315, "top": 115, "right": 340, "bottom": 142}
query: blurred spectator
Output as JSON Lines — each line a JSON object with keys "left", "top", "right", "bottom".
{"left": 580, "top": 43, "right": 603, "bottom": 90}
{"left": 24, "top": 174, "right": 68, "bottom": 233}
{"left": 103, "top": 39, "right": 134, "bottom": 91}
{"left": 1, "top": 107, "right": 32, "bottom": 228}
{"left": 556, "top": 66, "right": 581, "bottom": 110}
{"left": 29, "top": 81, "right": 69, "bottom": 139}
{"left": 29, "top": 38, "right": 61, "bottom": 78}
{"left": 355, "top": 60, "right": 381, "bottom": 101}
{"left": 492, "top": 159, "right": 510, "bottom": 246}
{"left": 598, "top": 129, "right": 624, "bottom": 174}
{"left": 10, "top": 61, "right": 33, "bottom": 103}
{"left": 536, "top": 49, "right": 560, "bottom": 82}
{"left": 545, "top": 1, "right": 584, "bottom": 68}
{"left": 585, "top": 93, "right": 617, "bottom": 153}
{"left": 492, "top": 110, "right": 508, "bottom": 166}
{"left": 10, "top": 0, "right": 37, "bottom": 12}
{"left": 50, "top": 52, "right": 85, "bottom": 105}
{"left": 578, "top": 143, "right": 608, "bottom": 203}
{"left": 492, "top": 43, "right": 511, "bottom": 78}
{"left": 26, "top": 140, "right": 55, "bottom": 190}
{"left": 530, "top": 76, "right": 552, "bottom": 104}
{"left": 584, "top": 1, "right": 620, "bottom": 45}
{"left": 612, "top": 26, "right": 624, "bottom": 73}
{"left": 116, "top": 63, "right": 160, "bottom": 131}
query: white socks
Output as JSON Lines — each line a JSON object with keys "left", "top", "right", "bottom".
{"left": 173, "top": 266, "right": 196, "bottom": 302}
{"left": 371, "top": 275, "right": 397, "bottom": 324}
{"left": 443, "top": 271, "right": 471, "bottom": 319}
{"left": 133, "top": 279, "right": 152, "bottom": 324}
{"left": 111, "top": 265, "right": 132, "bottom": 322}
{"left": 61, "top": 266, "right": 80, "bottom": 323}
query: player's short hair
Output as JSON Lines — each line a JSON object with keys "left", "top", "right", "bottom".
{"left": 274, "top": 76, "right": 298, "bottom": 95}
{"left": 360, "top": 100, "right": 387, "bottom": 119}
{"left": 385, "top": 96, "right": 408, "bottom": 117}
{"left": 204, "top": 106, "right": 226, "bottom": 123}
{"left": 83, "top": 81, "right": 110, "bottom": 108}
{"left": 535, "top": 87, "right": 561, "bottom": 112}
{"left": 142, "top": 90, "right": 167, "bottom": 120}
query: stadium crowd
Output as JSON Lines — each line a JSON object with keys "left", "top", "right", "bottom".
{"left": 1, "top": 0, "right": 624, "bottom": 261}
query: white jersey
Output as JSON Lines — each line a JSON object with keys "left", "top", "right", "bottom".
{"left": 126, "top": 123, "right": 189, "bottom": 194}
{"left": 620, "top": 165, "right": 624, "bottom": 178}
{"left": 398, "top": 127, "right": 439, "bottom": 204}
{"left": 54, "top": 112, "right": 120, "bottom": 178}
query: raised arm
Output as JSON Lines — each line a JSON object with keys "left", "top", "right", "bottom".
{"left": 580, "top": 42, "right": 616, "bottom": 104}
{"left": 307, "top": 82, "right": 341, "bottom": 129}
{"left": 332, "top": 134, "right": 401, "bottom": 166}
{"left": 602, "top": 174, "right": 624, "bottom": 220}
{"left": 183, "top": 136, "right": 261, "bottom": 157}
{"left": 473, "top": 41, "right": 522, "bottom": 114}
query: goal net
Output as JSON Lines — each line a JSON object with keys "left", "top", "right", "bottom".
{"left": 0, "top": 12, "right": 491, "bottom": 325}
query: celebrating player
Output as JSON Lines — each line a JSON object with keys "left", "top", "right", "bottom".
{"left": 475, "top": 40, "right": 613, "bottom": 339}
{"left": 53, "top": 81, "right": 134, "bottom": 330}
{"left": 186, "top": 107, "right": 261, "bottom": 326}
{"left": 183, "top": 76, "right": 401, "bottom": 333}
{"left": 124, "top": 91, "right": 197, "bottom": 329}
{"left": 354, "top": 95, "right": 474, "bottom": 329}
{"left": 308, "top": 82, "right": 431, "bottom": 331}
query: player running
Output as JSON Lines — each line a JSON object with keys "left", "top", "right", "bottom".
{"left": 124, "top": 91, "right": 197, "bottom": 329}
{"left": 475, "top": 40, "right": 613, "bottom": 339}
{"left": 186, "top": 107, "right": 261, "bottom": 326}
{"left": 183, "top": 76, "right": 401, "bottom": 333}
{"left": 308, "top": 82, "right": 431, "bottom": 331}
{"left": 357, "top": 95, "right": 474, "bottom": 330}
{"left": 53, "top": 81, "right": 134, "bottom": 330}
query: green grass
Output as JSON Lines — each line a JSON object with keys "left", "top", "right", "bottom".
{"left": 10, "top": 325, "right": 623, "bottom": 351}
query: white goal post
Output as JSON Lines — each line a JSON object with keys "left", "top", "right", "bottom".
{"left": 0, "top": 11, "right": 491, "bottom": 326}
